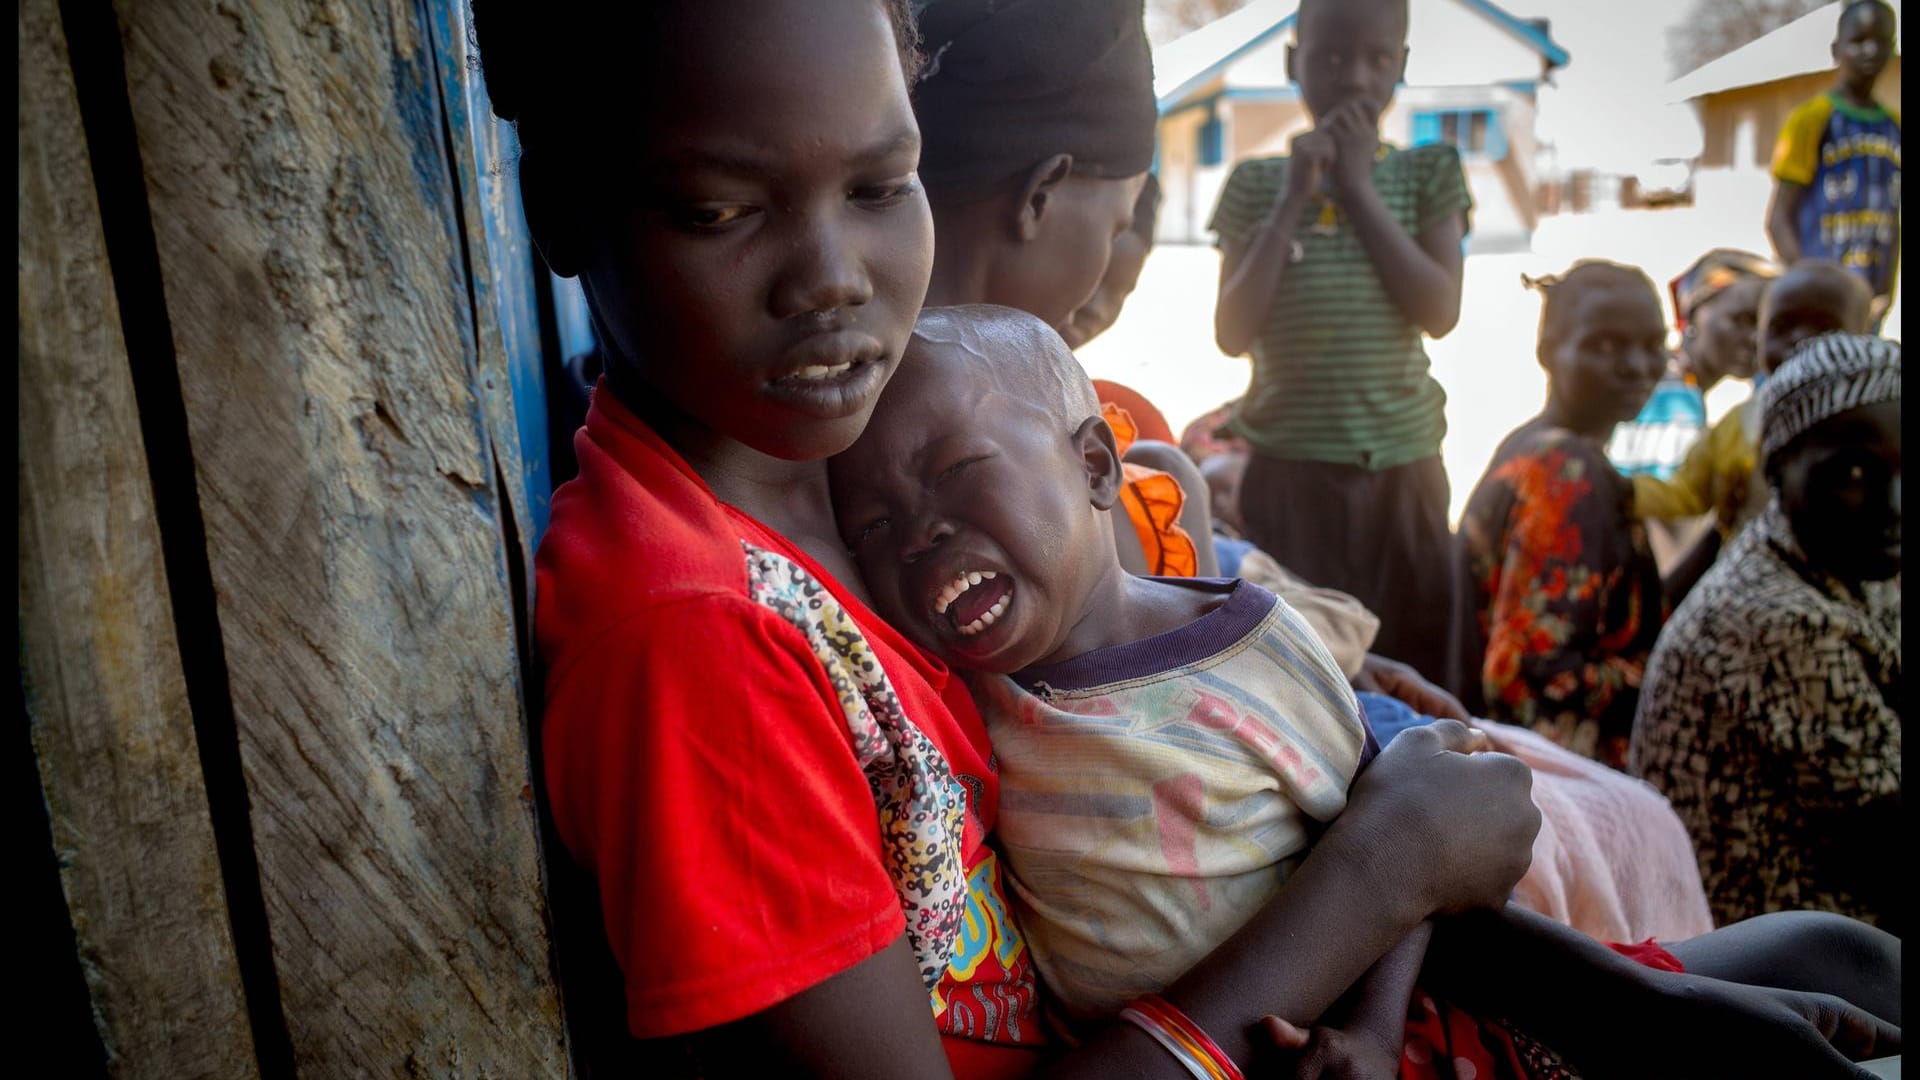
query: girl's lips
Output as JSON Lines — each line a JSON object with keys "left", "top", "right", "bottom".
{"left": 760, "top": 356, "right": 887, "bottom": 419}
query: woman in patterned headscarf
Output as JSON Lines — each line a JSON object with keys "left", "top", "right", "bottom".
{"left": 1633, "top": 333, "right": 1902, "bottom": 935}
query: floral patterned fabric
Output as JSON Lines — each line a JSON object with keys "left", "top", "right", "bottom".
{"left": 742, "top": 541, "right": 975, "bottom": 997}
{"left": 1458, "top": 424, "right": 1667, "bottom": 769}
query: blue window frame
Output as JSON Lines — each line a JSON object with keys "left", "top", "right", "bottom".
{"left": 1411, "top": 107, "right": 1507, "bottom": 161}
{"left": 1198, "top": 107, "right": 1225, "bottom": 167}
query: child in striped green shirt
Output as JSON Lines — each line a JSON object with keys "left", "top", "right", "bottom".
{"left": 1210, "top": 0, "right": 1470, "bottom": 688}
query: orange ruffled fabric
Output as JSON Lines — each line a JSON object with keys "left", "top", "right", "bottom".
{"left": 1104, "top": 403, "right": 1200, "bottom": 578}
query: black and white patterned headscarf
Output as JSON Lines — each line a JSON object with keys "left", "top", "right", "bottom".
{"left": 1759, "top": 333, "right": 1902, "bottom": 466}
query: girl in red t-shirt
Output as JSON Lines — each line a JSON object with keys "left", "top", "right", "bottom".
{"left": 473, "top": 2, "right": 1899, "bottom": 1078}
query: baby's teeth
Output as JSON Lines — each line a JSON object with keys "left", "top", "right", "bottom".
{"left": 967, "top": 572, "right": 982, "bottom": 586}
{"left": 987, "top": 596, "right": 1008, "bottom": 618}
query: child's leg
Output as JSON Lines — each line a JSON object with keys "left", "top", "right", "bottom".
{"left": 1663, "top": 910, "right": 1901, "bottom": 1027}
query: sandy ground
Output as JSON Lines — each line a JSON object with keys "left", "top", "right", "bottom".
{"left": 1075, "top": 204, "right": 1901, "bottom": 525}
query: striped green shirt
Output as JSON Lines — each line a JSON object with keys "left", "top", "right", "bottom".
{"left": 1209, "top": 143, "right": 1472, "bottom": 470}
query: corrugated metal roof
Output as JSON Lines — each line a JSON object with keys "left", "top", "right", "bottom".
{"left": 1666, "top": 1, "right": 1902, "bottom": 103}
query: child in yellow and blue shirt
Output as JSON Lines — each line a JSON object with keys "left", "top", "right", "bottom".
{"left": 1766, "top": 0, "right": 1900, "bottom": 326}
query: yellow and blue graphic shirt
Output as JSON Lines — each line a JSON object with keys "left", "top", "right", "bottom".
{"left": 1773, "top": 92, "right": 1901, "bottom": 297}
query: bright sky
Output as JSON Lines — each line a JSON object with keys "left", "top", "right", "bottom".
{"left": 1523, "top": 0, "right": 1710, "bottom": 170}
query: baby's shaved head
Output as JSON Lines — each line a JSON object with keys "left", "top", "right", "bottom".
{"left": 905, "top": 305, "right": 1101, "bottom": 431}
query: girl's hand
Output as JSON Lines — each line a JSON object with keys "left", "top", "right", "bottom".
{"left": 1322, "top": 103, "right": 1381, "bottom": 197}
{"left": 1337, "top": 720, "right": 1539, "bottom": 917}
{"left": 1260, "top": 1017, "right": 1401, "bottom": 1080}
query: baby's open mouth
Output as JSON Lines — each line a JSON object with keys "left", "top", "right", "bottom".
{"left": 932, "top": 570, "right": 1015, "bottom": 638}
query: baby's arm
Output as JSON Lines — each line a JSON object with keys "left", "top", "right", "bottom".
{"left": 1265, "top": 921, "right": 1434, "bottom": 1079}
{"left": 1336, "top": 920, "right": 1431, "bottom": 1058}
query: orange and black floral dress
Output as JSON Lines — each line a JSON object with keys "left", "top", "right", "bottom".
{"left": 1457, "top": 423, "right": 1668, "bottom": 769}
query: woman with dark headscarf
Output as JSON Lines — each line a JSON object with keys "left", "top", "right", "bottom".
{"left": 911, "top": 0, "right": 1225, "bottom": 579}
{"left": 913, "top": 0, "right": 1160, "bottom": 332}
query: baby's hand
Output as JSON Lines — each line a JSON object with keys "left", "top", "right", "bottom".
{"left": 1261, "top": 1016, "right": 1401, "bottom": 1080}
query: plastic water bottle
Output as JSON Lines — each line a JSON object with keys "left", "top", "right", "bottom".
{"left": 1607, "top": 371, "right": 1706, "bottom": 480}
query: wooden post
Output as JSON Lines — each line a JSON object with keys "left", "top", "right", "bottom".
{"left": 17, "top": 0, "right": 258, "bottom": 1074}
{"left": 107, "top": 0, "right": 568, "bottom": 1070}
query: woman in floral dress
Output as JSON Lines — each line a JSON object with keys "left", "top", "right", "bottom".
{"left": 1455, "top": 262, "right": 1671, "bottom": 768}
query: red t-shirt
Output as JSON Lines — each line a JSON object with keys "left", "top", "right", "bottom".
{"left": 535, "top": 384, "right": 1045, "bottom": 1076}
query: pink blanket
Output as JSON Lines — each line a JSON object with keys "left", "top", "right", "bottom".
{"left": 1484, "top": 721, "right": 1715, "bottom": 944}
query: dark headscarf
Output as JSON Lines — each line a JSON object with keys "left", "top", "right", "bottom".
{"left": 912, "top": 0, "right": 1157, "bottom": 202}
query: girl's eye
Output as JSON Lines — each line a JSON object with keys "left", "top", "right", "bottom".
{"left": 676, "top": 204, "right": 758, "bottom": 230}
{"left": 851, "top": 179, "right": 919, "bottom": 207}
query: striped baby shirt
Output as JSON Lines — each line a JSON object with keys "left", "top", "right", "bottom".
{"left": 967, "top": 578, "right": 1373, "bottom": 1024}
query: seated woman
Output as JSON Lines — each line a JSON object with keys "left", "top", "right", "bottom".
{"left": 1632, "top": 333, "right": 1901, "bottom": 936}
{"left": 1455, "top": 262, "right": 1670, "bottom": 768}
{"left": 910, "top": 7, "right": 1219, "bottom": 580}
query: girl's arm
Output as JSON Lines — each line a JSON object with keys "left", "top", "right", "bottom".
{"left": 1322, "top": 104, "right": 1465, "bottom": 338}
{"left": 1333, "top": 921, "right": 1433, "bottom": 1060}
{"left": 704, "top": 721, "right": 1542, "bottom": 1079}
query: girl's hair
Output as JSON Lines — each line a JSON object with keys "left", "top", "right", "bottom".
{"left": 1522, "top": 260, "right": 1659, "bottom": 354}
{"left": 469, "top": 1, "right": 922, "bottom": 152}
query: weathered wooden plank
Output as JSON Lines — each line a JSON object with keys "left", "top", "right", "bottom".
{"left": 17, "top": 0, "right": 258, "bottom": 1075}
{"left": 113, "top": 0, "right": 568, "bottom": 1072}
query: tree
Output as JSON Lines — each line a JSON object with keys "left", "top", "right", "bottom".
{"left": 1666, "top": 0, "right": 1834, "bottom": 77}
{"left": 1148, "top": 0, "right": 1255, "bottom": 45}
